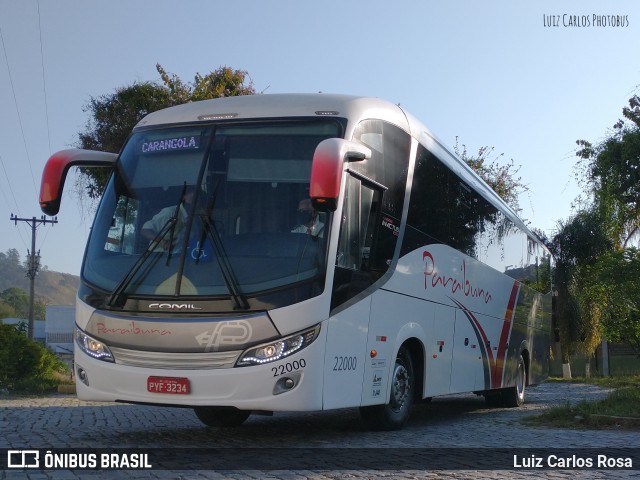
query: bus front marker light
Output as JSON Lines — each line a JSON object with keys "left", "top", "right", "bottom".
{"left": 284, "top": 378, "right": 295, "bottom": 389}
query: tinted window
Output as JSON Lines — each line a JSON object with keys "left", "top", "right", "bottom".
{"left": 331, "top": 120, "right": 410, "bottom": 310}
{"left": 402, "top": 144, "right": 548, "bottom": 292}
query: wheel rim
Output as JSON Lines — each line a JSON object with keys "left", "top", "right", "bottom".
{"left": 516, "top": 360, "right": 525, "bottom": 402}
{"left": 390, "top": 362, "right": 410, "bottom": 412}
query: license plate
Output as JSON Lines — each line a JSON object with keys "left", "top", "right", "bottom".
{"left": 147, "top": 376, "right": 190, "bottom": 394}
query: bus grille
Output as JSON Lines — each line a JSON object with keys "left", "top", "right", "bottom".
{"left": 110, "top": 347, "right": 241, "bottom": 369}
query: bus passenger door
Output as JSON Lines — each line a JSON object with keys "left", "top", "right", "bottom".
{"left": 323, "top": 173, "right": 382, "bottom": 410}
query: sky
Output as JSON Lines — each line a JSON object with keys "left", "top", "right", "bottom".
{"left": 0, "top": 0, "right": 638, "bottom": 276}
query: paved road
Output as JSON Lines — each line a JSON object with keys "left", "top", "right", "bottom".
{"left": 1, "top": 382, "right": 638, "bottom": 479}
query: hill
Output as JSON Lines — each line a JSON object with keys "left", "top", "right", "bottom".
{"left": 0, "top": 249, "right": 79, "bottom": 306}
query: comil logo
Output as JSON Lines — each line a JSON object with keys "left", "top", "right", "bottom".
{"left": 148, "top": 303, "right": 202, "bottom": 310}
{"left": 7, "top": 450, "right": 40, "bottom": 468}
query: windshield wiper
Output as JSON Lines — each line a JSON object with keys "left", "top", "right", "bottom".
{"left": 165, "top": 182, "right": 187, "bottom": 266}
{"left": 107, "top": 185, "right": 187, "bottom": 308}
{"left": 106, "top": 216, "right": 176, "bottom": 308}
{"left": 199, "top": 214, "right": 249, "bottom": 310}
{"left": 196, "top": 186, "right": 249, "bottom": 310}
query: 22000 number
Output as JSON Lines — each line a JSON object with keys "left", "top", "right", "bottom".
{"left": 272, "top": 359, "right": 306, "bottom": 377}
{"left": 333, "top": 355, "right": 357, "bottom": 371}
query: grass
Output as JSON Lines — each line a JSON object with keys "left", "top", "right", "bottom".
{"left": 546, "top": 374, "right": 640, "bottom": 389}
{"left": 525, "top": 376, "right": 640, "bottom": 429}
{"left": 1, "top": 371, "right": 74, "bottom": 396}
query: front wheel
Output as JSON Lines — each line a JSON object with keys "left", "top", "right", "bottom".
{"left": 194, "top": 406, "right": 251, "bottom": 427}
{"left": 360, "top": 346, "right": 415, "bottom": 431}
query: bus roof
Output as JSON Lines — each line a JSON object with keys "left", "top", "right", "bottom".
{"left": 135, "top": 93, "right": 408, "bottom": 131}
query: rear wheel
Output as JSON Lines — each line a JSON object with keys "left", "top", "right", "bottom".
{"left": 194, "top": 406, "right": 251, "bottom": 427}
{"left": 503, "top": 354, "right": 526, "bottom": 407}
{"left": 360, "top": 346, "right": 415, "bottom": 430}
{"left": 483, "top": 354, "right": 527, "bottom": 408}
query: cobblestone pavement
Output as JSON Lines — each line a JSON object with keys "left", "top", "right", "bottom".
{"left": 1, "top": 382, "right": 638, "bottom": 479}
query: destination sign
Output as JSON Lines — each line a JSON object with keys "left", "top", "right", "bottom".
{"left": 140, "top": 136, "right": 200, "bottom": 154}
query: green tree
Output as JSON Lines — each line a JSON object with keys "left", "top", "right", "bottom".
{"left": 0, "top": 323, "right": 66, "bottom": 391}
{"left": 78, "top": 64, "right": 255, "bottom": 197}
{"left": 0, "top": 301, "right": 16, "bottom": 319}
{"left": 576, "top": 94, "right": 640, "bottom": 248}
{"left": 552, "top": 91, "right": 640, "bottom": 375}
{"left": 78, "top": 81, "right": 172, "bottom": 197}
{"left": 0, "top": 287, "right": 46, "bottom": 320}
{"left": 549, "top": 208, "right": 613, "bottom": 377}
{"left": 454, "top": 139, "right": 529, "bottom": 215}
{"left": 581, "top": 249, "right": 640, "bottom": 355}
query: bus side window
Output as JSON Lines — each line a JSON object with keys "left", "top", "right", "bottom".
{"left": 336, "top": 174, "right": 380, "bottom": 271}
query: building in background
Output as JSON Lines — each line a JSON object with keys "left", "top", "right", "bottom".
{"left": 45, "top": 305, "right": 74, "bottom": 355}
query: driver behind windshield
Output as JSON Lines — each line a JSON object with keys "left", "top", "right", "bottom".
{"left": 141, "top": 186, "right": 196, "bottom": 252}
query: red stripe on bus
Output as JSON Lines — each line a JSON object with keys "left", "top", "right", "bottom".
{"left": 492, "top": 282, "right": 520, "bottom": 388}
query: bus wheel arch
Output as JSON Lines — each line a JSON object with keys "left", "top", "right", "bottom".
{"left": 360, "top": 340, "right": 421, "bottom": 430}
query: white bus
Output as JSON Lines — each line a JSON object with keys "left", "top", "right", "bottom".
{"left": 40, "top": 94, "right": 552, "bottom": 430}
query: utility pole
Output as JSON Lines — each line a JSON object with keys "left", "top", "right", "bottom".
{"left": 9, "top": 214, "right": 58, "bottom": 339}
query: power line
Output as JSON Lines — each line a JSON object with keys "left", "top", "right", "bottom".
{"left": 0, "top": 20, "right": 39, "bottom": 197}
{"left": 37, "top": 0, "right": 51, "bottom": 155}
{"left": 0, "top": 153, "right": 29, "bottom": 248}
{"left": 35, "top": 0, "right": 54, "bottom": 255}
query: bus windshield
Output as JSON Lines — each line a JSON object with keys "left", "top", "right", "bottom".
{"left": 83, "top": 120, "right": 342, "bottom": 307}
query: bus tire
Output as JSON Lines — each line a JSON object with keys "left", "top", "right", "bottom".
{"left": 360, "top": 345, "right": 414, "bottom": 430}
{"left": 503, "top": 354, "right": 526, "bottom": 408}
{"left": 194, "top": 406, "right": 251, "bottom": 427}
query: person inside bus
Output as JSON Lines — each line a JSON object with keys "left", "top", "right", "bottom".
{"left": 291, "top": 198, "right": 324, "bottom": 237}
{"left": 141, "top": 185, "right": 196, "bottom": 252}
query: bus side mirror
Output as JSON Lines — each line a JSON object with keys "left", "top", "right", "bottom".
{"left": 309, "top": 138, "right": 371, "bottom": 212}
{"left": 40, "top": 149, "right": 117, "bottom": 216}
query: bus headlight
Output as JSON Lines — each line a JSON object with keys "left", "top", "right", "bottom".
{"left": 236, "top": 324, "right": 320, "bottom": 366}
{"left": 75, "top": 327, "right": 115, "bottom": 363}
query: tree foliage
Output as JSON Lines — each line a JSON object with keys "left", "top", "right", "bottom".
{"left": 581, "top": 249, "right": 640, "bottom": 354}
{"left": 0, "top": 287, "right": 45, "bottom": 320}
{"left": 576, "top": 94, "right": 640, "bottom": 248}
{"left": 0, "top": 323, "right": 66, "bottom": 391}
{"left": 553, "top": 92, "right": 640, "bottom": 360}
{"left": 78, "top": 64, "right": 255, "bottom": 197}
{"left": 549, "top": 208, "right": 613, "bottom": 361}
{"left": 454, "top": 139, "right": 529, "bottom": 215}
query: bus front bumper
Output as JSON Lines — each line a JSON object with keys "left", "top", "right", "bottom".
{"left": 73, "top": 338, "right": 324, "bottom": 412}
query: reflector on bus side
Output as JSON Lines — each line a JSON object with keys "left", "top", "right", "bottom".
{"left": 40, "top": 149, "right": 117, "bottom": 216}
{"left": 309, "top": 138, "right": 370, "bottom": 212}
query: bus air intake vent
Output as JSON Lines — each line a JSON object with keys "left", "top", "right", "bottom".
{"left": 110, "top": 347, "right": 241, "bottom": 370}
